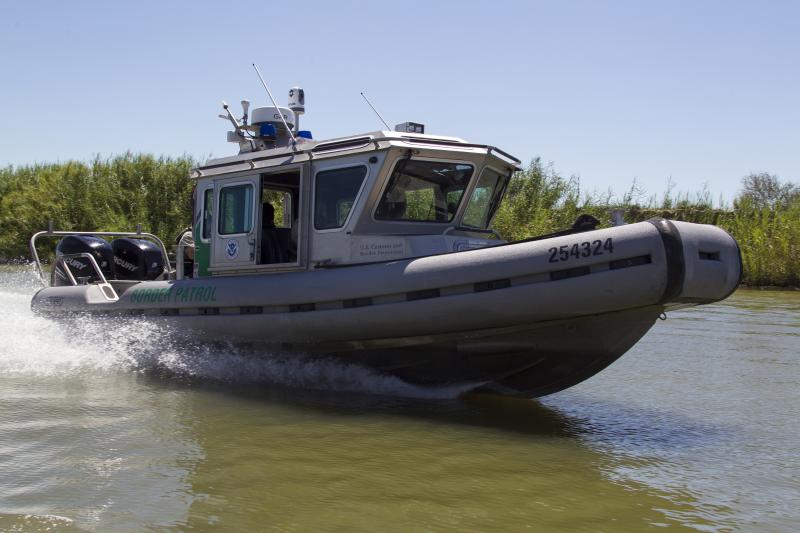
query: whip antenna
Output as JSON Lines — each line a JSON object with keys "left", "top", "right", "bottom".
{"left": 360, "top": 92, "right": 391, "bottom": 130}
{"left": 252, "top": 63, "right": 297, "bottom": 146}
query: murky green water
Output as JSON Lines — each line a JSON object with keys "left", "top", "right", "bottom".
{"left": 1, "top": 268, "right": 798, "bottom": 531}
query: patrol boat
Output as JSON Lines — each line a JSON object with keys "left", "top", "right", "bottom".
{"left": 29, "top": 86, "right": 743, "bottom": 397}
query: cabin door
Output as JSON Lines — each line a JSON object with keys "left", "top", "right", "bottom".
{"left": 212, "top": 176, "right": 259, "bottom": 268}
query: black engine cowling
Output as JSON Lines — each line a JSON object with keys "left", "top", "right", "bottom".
{"left": 53, "top": 235, "right": 114, "bottom": 286}
{"left": 112, "top": 238, "right": 165, "bottom": 280}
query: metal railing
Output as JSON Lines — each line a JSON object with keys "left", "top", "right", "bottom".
{"left": 49, "top": 252, "right": 120, "bottom": 301}
{"left": 175, "top": 244, "right": 188, "bottom": 280}
{"left": 52, "top": 252, "right": 109, "bottom": 286}
{"left": 29, "top": 225, "right": 173, "bottom": 286}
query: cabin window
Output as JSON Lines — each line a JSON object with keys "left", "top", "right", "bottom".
{"left": 218, "top": 184, "right": 254, "bottom": 235}
{"left": 375, "top": 160, "right": 473, "bottom": 222}
{"left": 201, "top": 188, "right": 214, "bottom": 240}
{"left": 462, "top": 168, "right": 509, "bottom": 229}
{"left": 314, "top": 166, "right": 368, "bottom": 230}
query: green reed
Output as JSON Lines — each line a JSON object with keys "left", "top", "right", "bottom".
{"left": 1, "top": 155, "right": 797, "bottom": 287}
{"left": 0, "top": 153, "right": 195, "bottom": 261}
{"left": 494, "top": 159, "right": 799, "bottom": 288}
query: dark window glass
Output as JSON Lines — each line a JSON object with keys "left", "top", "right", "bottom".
{"left": 375, "top": 160, "right": 473, "bottom": 222}
{"left": 202, "top": 188, "right": 213, "bottom": 240}
{"left": 314, "top": 166, "right": 368, "bottom": 230}
{"left": 218, "top": 184, "right": 253, "bottom": 235}
{"left": 462, "top": 168, "right": 509, "bottom": 229}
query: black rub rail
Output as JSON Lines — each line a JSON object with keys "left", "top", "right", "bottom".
{"left": 39, "top": 253, "right": 653, "bottom": 318}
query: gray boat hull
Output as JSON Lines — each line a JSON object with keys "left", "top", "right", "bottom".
{"left": 317, "top": 305, "right": 663, "bottom": 397}
{"left": 31, "top": 219, "right": 742, "bottom": 397}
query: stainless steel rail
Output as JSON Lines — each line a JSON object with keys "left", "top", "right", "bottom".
{"left": 29, "top": 229, "right": 173, "bottom": 286}
{"left": 50, "top": 252, "right": 120, "bottom": 301}
{"left": 396, "top": 137, "right": 523, "bottom": 168}
{"left": 194, "top": 135, "right": 523, "bottom": 175}
{"left": 52, "top": 252, "right": 108, "bottom": 286}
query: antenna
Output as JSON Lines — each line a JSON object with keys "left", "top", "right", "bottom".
{"left": 360, "top": 92, "right": 391, "bottom": 130}
{"left": 252, "top": 63, "right": 297, "bottom": 147}
{"left": 220, "top": 101, "right": 244, "bottom": 136}
{"left": 241, "top": 99, "right": 250, "bottom": 126}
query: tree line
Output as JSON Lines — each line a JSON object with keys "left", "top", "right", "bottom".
{"left": 0, "top": 154, "right": 195, "bottom": 261}
{"left": 492, "top": 160, "right": 799, "bottom": 287}
{"left": 1, "top": 153, "right": 797, "bottom": 287}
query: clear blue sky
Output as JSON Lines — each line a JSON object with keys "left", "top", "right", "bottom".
{"left": 1, "top": 1, "right": 797, "bottom": 203}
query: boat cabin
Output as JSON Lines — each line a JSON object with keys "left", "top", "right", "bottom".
{"left": 187, "top": 92, "right": 521, "bottom": 278}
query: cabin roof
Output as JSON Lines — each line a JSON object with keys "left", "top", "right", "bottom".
{"left": 190, "top": 130, "right": 521, "bottom": 179}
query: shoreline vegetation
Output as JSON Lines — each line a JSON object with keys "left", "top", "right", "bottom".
{"left": 1, "top": 154, "right": 798, "bottom": 288}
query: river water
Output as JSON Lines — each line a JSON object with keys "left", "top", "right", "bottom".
{"left": 0, "top": 267, "right": 798, "bottom": 531}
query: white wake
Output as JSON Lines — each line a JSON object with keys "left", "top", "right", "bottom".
{"left": 0, "top": 267, "right": 468, "bottom": 399}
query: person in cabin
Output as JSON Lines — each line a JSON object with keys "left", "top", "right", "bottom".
{"left": 262, "top": 202, "right": 276, "bottom": 230}
{"left": 261, "top": 202, "right": 286, "bottom": 264}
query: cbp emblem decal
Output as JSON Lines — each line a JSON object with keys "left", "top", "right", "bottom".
{"left": 225, "top": 239, "right": 239, "bottom": 260}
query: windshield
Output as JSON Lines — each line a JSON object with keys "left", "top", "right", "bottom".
{"left": 375, "top": 160, "right": 473, "bottom": 223}
{"left": 462, "top": 167, "right": 510, "bottom": 229}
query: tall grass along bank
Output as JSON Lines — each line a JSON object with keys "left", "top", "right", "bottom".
{"left": 1, "top": 155, "right": 797, "bottom": 287}
{"left": 0, "top": 154, "right": 194, "bottom": 261}
{"left": 493, "top": 161, "right": 798, "bottom": 288}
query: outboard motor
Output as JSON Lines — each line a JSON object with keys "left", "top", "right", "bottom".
{"left": 111, "top": 238, "right": 165, "bottom": 280}
{"left": 53, "top": 235, "right": 114, "bottom": 286}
